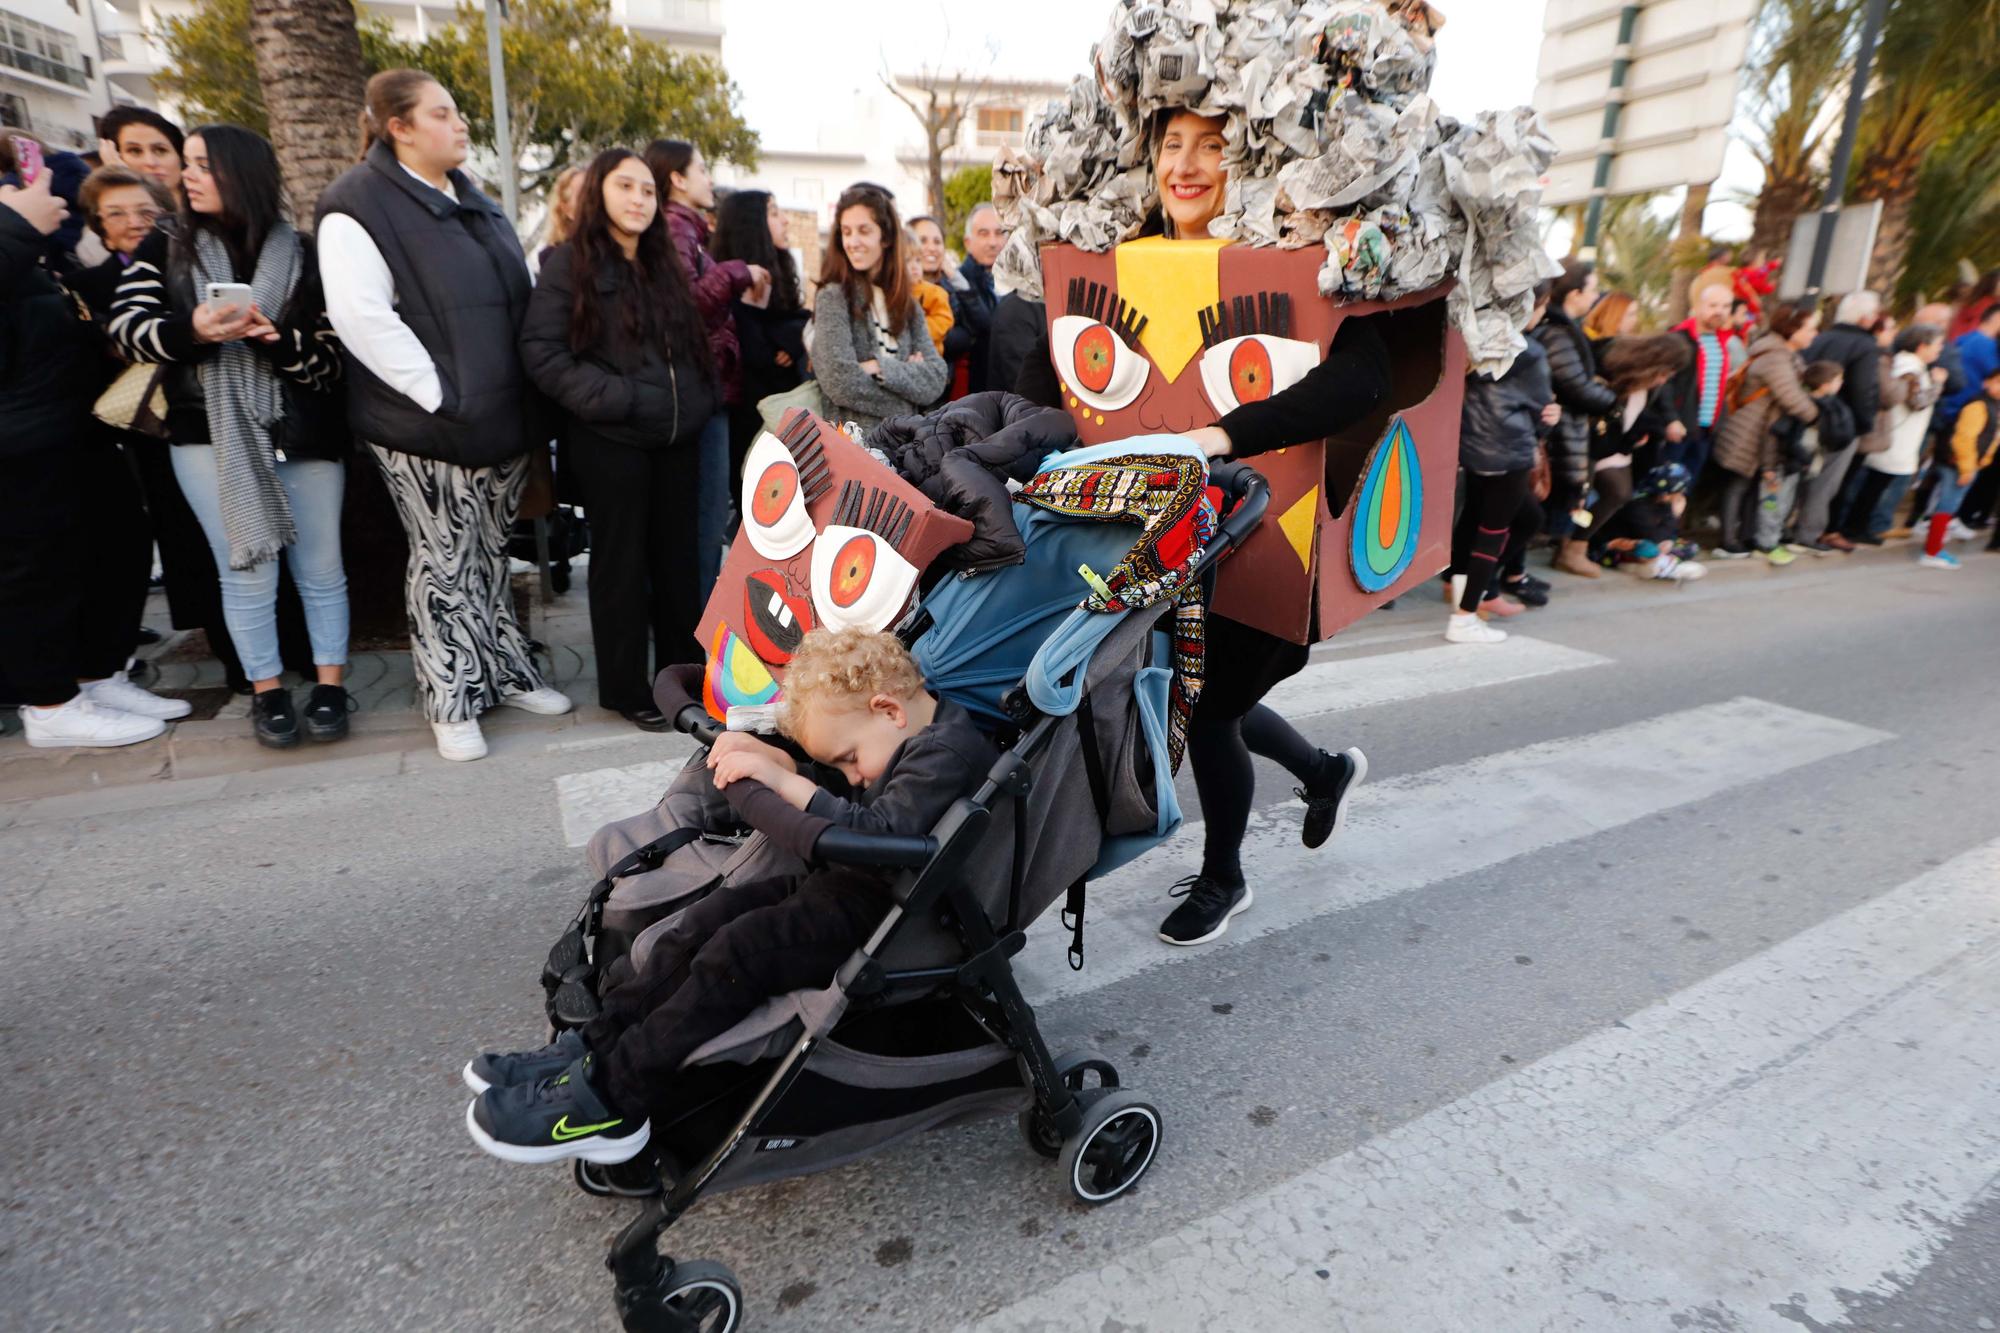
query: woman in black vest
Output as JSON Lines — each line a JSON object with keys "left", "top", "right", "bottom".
{"left": 107, "top": 124, "right": 353, "bottom": 750}
{"left": 519, "top": 149, "right": 716, "bottom": 731}
{"left": 317, "top": 69, "right": 572, "bottom": 763}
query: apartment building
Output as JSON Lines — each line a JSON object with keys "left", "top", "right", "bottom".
{"left": 1, "top": 0, "right": 109, "bottom": 150}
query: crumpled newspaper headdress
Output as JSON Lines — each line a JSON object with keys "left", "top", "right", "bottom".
{"left": 993, "top": 0, "right": 1561, "bottom": 374}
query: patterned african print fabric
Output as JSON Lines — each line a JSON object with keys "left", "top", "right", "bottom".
{"left": 1018, "top": 453, "right": 1216, "bottom": 770}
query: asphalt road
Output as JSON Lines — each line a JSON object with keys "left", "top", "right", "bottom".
{"left": 3, "top": 546, "right": 1996, "bottom": 1332}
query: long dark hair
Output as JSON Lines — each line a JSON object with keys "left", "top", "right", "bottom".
{"left": 712, "top": 189, "right": 800, "bottom": 314}
{"left": 565, "top": 148, "right": 711, "bottom": 380}
{"left": 818, "top": 183, "right": 914, "bottom": 339}
{"left": 1550, "top": 258, "right": 1595, "bottom": 311}
{"left": 642, "top": 138, "right": 697, "bottom": 200}
{"left": 1599, "top": 334, "right": 1691, "bottom": 393}
{"left": 180, "top": 123, "right": 287, "bottom": 277}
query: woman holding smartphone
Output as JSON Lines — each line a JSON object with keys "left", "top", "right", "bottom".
{"left": 108, "top": 123, "right": 353, "bottom": 750}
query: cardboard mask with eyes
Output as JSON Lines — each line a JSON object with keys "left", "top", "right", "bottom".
{"left": 1040, "top": 240, "right": 1467, "bottom": 646}
{"left": 697, "top": 409, "right": 974, "bottom": 721}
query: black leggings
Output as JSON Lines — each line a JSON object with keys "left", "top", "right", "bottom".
{"left": 1190, "top": 615, "right": 1326, "bottom": 885}
{"left": 1450, "top": 468, "right": 1535, "bottom": 612}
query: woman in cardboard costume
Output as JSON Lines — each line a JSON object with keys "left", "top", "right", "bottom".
{"left": 1002, "top": 0, "right": 1555, "bottom": 946}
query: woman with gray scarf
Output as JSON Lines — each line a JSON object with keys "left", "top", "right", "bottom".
{"left": 109, "top": 124, "right": 351, "bottom": 751}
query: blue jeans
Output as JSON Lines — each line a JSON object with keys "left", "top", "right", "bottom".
{"left": 1665, "top": 424, "right": 1714, "bottom": 491}
{"left": 170, "top": 445, "right": 349, "bottom": 681}
{"left": 1925, "top": 465, "right": 1973, "bottom": 518}
{"left": 694, "top": 411, "right": 731, "bottom": 597}
{"left": 1868, "top": 471, "right": 1916, "bottom": 536}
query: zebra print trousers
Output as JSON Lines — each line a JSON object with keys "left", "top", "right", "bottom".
{"left": 368, "top": 445, "right": 548, "bottom": 723}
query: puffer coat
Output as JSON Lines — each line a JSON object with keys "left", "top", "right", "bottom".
{"left": 1713, "top": 333, "right": 1819, "bottom": 478}
{"left": 870, "top": 391, "right": 1078, "bottom": 571}
{"left": 1533, "top": 308, "right": 1619, "bottom": 488}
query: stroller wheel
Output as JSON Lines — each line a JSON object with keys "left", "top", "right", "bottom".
{"left": 575, "top": 1157, "right": 664, "bottom": 1199}
{"left": 628, "top": 1259, "right": 742, "bottom": 1333}
{"left": 1060, "top": 1090, "right": 1162, "bottom": 1206}
{"left": 1021, "top": 1051, "right": 1122, "bottom": 1160}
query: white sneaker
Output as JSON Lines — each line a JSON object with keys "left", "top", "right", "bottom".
{"left": 1649, "top": 555, "right": 1707, "bottom": 582}
{"left": 496, "top": 686, "right": 573, "bottom": 716}
{"left": 1444, "top": 613, "right": 1507, "bottom": 644}
{"left": 432, "top": 719, "right": 488, "bottom": 761}
{"left": 1917, "top": 552, "right": 1962, "bottom": 570}
{"left": 82, "top": 671, "right": 193, "bottom": 720}
{"left": 1946, "top": 518, "right": 1979, "bottom": 543}
{"left": 19, "top": 696, "right": 166, "bottom": 749}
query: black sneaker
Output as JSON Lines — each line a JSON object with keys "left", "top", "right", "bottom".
{"left": 1158, "top": 875, "right": 1252, "bottom": 947}
{"left": 619, "top": 707, "right": 673, "bottom": 733}
{"left": 465, "top": 1053, "right": 650, "bottom": 1165}
{"left": 463, "top": 1027, "right": 587, "bottom": 1094}
{"left": 1500, "top": 577, "right": 1550, "bottom": 607}
{"left": 301, "top": 684, "right": 355, "bottom": 742}
{"left": 250, "top": 688, "right": 300, "bottom": 749}
{"left": 1299, "top": 746, "right": 1368, "bottom": 850}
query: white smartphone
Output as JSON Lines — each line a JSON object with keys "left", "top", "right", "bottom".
{"left": 205, "top": 282, "right": 254, "bottom": 320}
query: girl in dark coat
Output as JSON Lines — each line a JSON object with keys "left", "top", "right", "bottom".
{"left": 520, "top": 148, "right": 718, "bottom": 731}
{"left": 1582, "top": 334, "right": 1691, "bottom": 556}
{"left": 1448, "top": 284, "right": 1556, "bottom": 642}
{"left": 1534, "top": 260, "right": 1620, "bottom": 579}
{"left": 711, "top": 189, "right": 806, "bottom": 483}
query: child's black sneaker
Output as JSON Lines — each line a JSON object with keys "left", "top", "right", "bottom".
{"left": 1157, "top": 875, "right": 1252, "bottom": 947}
{"left": 465, "top": 1054, "right": 650, "bottom": 1165}
{"left": 1298, "top": 746, "right": 1368, "bottom": 850}
{"left": 463, "top": 1027, "right": 587, "bottom": 1094}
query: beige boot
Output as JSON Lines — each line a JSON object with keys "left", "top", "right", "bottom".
{"left": 1554, "top": 539, "right": 1601, "bottom": 579}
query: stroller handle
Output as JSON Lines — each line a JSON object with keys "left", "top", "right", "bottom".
{"left": 1202, "top": 460, "right": 1270, "bottom": 564}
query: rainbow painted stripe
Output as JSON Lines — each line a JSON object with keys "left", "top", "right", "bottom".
{"left": 1348, "top": 418, "right": 1423, "bottom": 595}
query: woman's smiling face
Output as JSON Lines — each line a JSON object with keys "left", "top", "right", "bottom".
{"left": 1154, "top": 111, "right": 1228, "bottom": 238}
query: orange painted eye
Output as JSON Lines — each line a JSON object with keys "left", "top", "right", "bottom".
{"left": 829, "top": 534, "right": 877, "bottom": 608}
{"left": 1197, "top": 334, "right": 1323, "bottom": 415}
{"left": 1228, "top": 339, "right": 1273, "bottom": 404}
{"left": 1050, "top": 315, "right": 1148, "bottom": 412}
{"left": 751, "top": 462, "right": 798, "bottom": 527}
{"left": 1073, "top": 324, "right": 1117, "bottom": 393}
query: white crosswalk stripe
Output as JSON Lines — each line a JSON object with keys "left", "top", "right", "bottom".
{"left": 549, "top": 635, "right": 1604, "bottom": 847}
{"left": 1266, "top": 634, "right": 1608, "bottom": 720}
{"left": 965, "top": 836, "right": 2000, "bottom": 1333}
{"left": 1013, "top": 696, "right": 1890, "bottom": 1005}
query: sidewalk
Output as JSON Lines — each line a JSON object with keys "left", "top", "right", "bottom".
{"left": 0, "top": 569, "right": 625, "bottom": 805}
{"left": 0, "top": 535, "right": 1983, "bottom": 808}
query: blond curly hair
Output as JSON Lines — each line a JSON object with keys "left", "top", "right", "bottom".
{"left": 776, "top": 628, "right": 926, "bottom": 738}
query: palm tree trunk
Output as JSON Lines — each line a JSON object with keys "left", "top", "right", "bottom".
{"left": 1855, "top": 148, "right": 1921, "bottom": 295}
{"left": 1749, "top": 168, "right": 1818, "bottom": 261}
{"left": 248, "top": 0, "right": 366, "bottom": 231}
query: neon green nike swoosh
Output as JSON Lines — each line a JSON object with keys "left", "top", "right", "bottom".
{"left": 550, "top": 1114, "right": 621, "bottom": 1141}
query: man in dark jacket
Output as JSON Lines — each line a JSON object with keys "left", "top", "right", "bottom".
{"left": 0, "top": 176, "right": 168, "bottom": 748}
{"left": 1798, "top": 290, "right": 1885, "bottom": 549}
{"left": 957, "top": 204, "right": 1005, "bottom": 394}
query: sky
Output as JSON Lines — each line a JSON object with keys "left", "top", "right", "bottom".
{"left": 719, "top": 0, "right": 1759, "bottom": 240}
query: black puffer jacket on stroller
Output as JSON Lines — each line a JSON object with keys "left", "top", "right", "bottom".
{"left": 870, "top": 391, "right": 1078, "bottom": 572}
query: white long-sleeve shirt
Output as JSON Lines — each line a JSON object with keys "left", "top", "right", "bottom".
{"left": 316, "top": 162, "right": 475, "bottom": 414}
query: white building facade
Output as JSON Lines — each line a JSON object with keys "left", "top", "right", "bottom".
{"left": 718, "top": 72, "right": 1062, "bottom": 233}
{"left": 1, "top": 0, "right": 111, "bottom": 150}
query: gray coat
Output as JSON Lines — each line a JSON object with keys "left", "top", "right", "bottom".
{"left": 811, "top": 284, "right": 949, "bottom": 435}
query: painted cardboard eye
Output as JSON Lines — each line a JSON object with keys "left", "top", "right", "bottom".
{"left": 702, "top": 621, "right": 782, "bottom": 719}
{"left": 742, "top": 569, "right": 813, "bottom": 665}
{"left": 809, "top": 524, "right": 920, "bottom": 633}
{"left": 741, "top": 433, "right": 814, "bottom": 560}
{"left": 1051, "top": 314, "right": 1148, "bottom": 412}
{"left": 1198, "top": 334, "right": 1322, "bottom": 415}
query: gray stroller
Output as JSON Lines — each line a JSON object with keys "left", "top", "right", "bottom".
{"left": 538, "top": 462, "right": 1269, "bottom": 1332}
